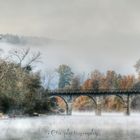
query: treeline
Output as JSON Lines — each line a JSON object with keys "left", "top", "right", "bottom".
{"left": 54, "top": 64, "right": 140, "bottom": 112}
{"left": 0, "top": 34, "right": 51, "bottom": 46}
{"left": 55, "top": 64, "right": 140, "bottom": 91}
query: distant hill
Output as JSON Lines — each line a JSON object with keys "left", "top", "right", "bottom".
{"left": 0, "top": 34, "right": 59, "bottom": 46}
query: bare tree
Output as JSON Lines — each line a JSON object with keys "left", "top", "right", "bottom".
{"left": 9, "top": 48, "right": 30, "bottom": 65}
{"left": 9, "top": 48, "right": 41, "bottom": 70}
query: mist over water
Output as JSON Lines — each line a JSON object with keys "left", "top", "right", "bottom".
{"left": 1, "top": 113, "right": 140, "bottom": 140}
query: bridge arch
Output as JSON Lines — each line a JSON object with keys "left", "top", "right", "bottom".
{"left": 49, "top": 96, "right": 68, "bottom": 114}
{"left": 131, "top": 95, "right": 140, "bottom": 112}
{"left": 72, "top": 95, "right": 97, "bottom": 113}
{"left": 102, "top": 95, "right": 125, "bottom": 113}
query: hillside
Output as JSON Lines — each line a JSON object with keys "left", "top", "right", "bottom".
{"left": 0, "top": 34, "right": 56, "bottom": 46}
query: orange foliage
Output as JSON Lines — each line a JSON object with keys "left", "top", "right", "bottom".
{"left": 120, "top": 75, "right": 135, "bottom": 90}
{"left": 73, "top": 96, "right": 96, "bottom": 111}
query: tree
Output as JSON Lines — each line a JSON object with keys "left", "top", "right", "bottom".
{"left": 0, "top": 59, "right": 42, "bottom": 113}
{"left": 9, "top": 48, "right": 41, "bottom": 71}
{"left": 57, "top": 64, "right": 74, "bottom": 89}
{"left": 0, "top": 49, "right": 47, "bottom": 115}
{"left": 82, "top": 70, "right": 103, "bottom": 91}
{"left": 91, "top": 70, "right": 102, "bottom": 81}
{"left": 70, "top": 75, "right": 81, "bottom": 90}
{"left": 23, "top": 72, "right": 42, "bottom": 114}
{"left": 102, "top": 70, "right": 118, "bottom": 90}
{"left": 120, "top": 75, "right": 135, "bottom": 90}
{"left": 82, "top": 79, "right": 90, "bottom": 90}
{"left": 134, "top": 59, "right": 140, "bottom": 75}
{"left": 90, "top": 70, "right": 103, "bottom": 91}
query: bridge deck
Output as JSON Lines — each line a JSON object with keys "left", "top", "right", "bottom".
{"left": 48, "top": 90, "right": 140, "bottom": 96}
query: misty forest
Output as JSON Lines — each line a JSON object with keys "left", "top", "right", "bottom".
{"left": 0, "top": 35, "right": 140, "bottom": 117}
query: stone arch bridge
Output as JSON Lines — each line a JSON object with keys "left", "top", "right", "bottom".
{"left": 48, "top": 90, "right": 140, "bottom": 116}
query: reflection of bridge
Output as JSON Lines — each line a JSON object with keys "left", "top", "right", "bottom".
{"left": 48, "top": 90, "right": 140, "bottom": 115}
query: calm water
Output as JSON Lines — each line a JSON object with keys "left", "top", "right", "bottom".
{"left": 0, "top": 113, "right": 140, "bottom": 140}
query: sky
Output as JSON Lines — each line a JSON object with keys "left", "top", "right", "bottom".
{"left": 0, "top": 0, "right": 140, "bottom": 75}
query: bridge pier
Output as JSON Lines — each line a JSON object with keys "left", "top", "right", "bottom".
{"left": 125, "top": 94, "right": 130, "bottom": 116}
{"left": 96, "top": 104, "right": 101, "bottom": 116}
{"left": 95, "top": 97, "right": 101, "bottom": 116}
{"left": 67, "top": 103, "right": 72, "bottom": 115}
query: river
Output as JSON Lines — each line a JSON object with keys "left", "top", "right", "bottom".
{"left": 0, "top": 113, "right": 140, "bottom": 140}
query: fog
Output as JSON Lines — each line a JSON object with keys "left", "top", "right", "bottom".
{"left": 0, "top": 38, "right": 138, "bottom": 76}
{"left": 1, "top": 0, "right": 140, "bottom": 74}
{"left": 1, "top": 0, "right": 140, "bottom": 40}
{"left": 1, "top": 115, "right": 140, "bottom": 140}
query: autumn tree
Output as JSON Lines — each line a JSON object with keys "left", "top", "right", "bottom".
{"left": 103, "top": 70, "right": 118, "bottom": 90}
{"left": 82, "top": 70, "right": 103, "bottom": 91}
{"left": 82, "top": 79, "right": 92, "bottom": 90}
{"left": 120, "top": 75, "right": 135, "bottom": 90}
{"left": 90, "top": 70, "right": 103, "bottom": 91}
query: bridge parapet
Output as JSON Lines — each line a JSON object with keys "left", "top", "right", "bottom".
{"left": 48, "top": 89, "right": 140, "bottom": 96}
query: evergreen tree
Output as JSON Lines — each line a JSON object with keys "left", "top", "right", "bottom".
{"left": 57, "top": 64, "right": 73, "bottom": 89}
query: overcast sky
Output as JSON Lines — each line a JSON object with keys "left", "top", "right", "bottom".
{"left": 0, "top": 0, "right": 140, "bottom": 75}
